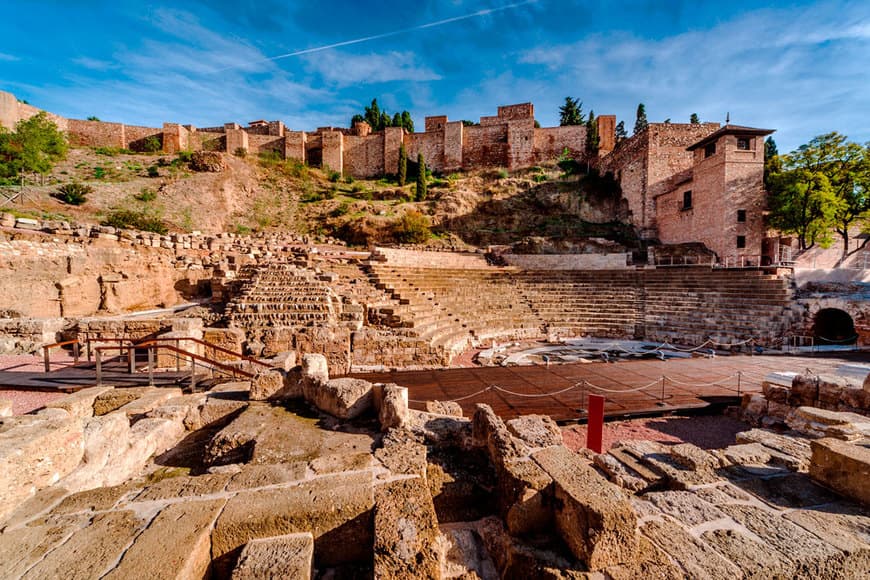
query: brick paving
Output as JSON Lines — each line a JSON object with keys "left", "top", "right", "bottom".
{"left": 350, "top": 352, "right": 865, "bottom": 421}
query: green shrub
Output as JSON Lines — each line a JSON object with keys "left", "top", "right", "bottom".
{"left": 135, "top": 188, "right": 157, "bottom": 202}
{"left": 330, "top": 201, "right": 351, "bottom": 218}
{"left": 146, "top": 165, "right": 159, "bottom": 178}
{"left": 176, "top": 150, "right": 193, "bottom": 163}
{"left": 52, "top": 182, "right": 93, "bottom": 205}
{"left": 344, "top": 175, "right": 354, "bottom": 184}
{"left": 496, "top": 168, "right": 509, "bottom": 179}
{"left": 234, "top": 223, "right": 252, "bottom": 235}
{"left": 143, "top": 135, "right": 161, "bottom": 153}
{"left": 351, "top": 183, "right": 365, "bottom": 194}
{"left": 234, "top": 147, "right": 248, "bottom": 158}
{"left": 328, "top": 170, "right": 342, "bottom": 183}
{"left": 533, "top": 173, "right": 548, "bottom": 183}
{"left": 103, "top": 208, "right": 167, "bottom": 234}
{"left": 94, "top": 146, "right": 134, "bottom": 156}
{"left": 93, "top": 167, "right": 106, "bottom": 179}
{"left": 392, "top": 210, "right": 431, "bottom": 244}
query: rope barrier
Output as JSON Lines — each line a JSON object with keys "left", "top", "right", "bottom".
{"left": 663, "top": 373, "right": 739, "bottom": 388}
{"left": 583, "top": 378, "right": 663, "bottom": 394}
{"left": 814, "top": 334, "right": 859, "bottom": 344}
{"left": 492, "top": 384, "right": 581, "bottom": 398}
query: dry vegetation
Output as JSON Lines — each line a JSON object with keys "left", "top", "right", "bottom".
{"left": 1, "top": 146, "right": 635, "bottom": 248}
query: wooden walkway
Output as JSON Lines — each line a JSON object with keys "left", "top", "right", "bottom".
{"left": 0, "top": 358, "right": 203, "bottom": 392}
{"left": 348, "top": 353, "right": 864, "bottom": 421}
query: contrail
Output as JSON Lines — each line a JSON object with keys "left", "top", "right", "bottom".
{"left": 218, "top": 0, "right": 538, "bottom": 71}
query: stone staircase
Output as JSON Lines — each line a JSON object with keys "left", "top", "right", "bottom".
{"left": 226, "top": 262, "right": 342, "bottom": 329}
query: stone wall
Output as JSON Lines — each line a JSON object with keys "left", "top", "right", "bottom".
{"left": 501, "top": 253, "right": 630, "bottom": 270}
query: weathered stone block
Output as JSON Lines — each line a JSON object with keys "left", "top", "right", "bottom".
{"left": 506, "top": 414, "right": 563, "bottom": 448}
{"left": 532, "top": 445, "right": 638, "bottom": 570}
{"left": 809, "top": 438, "right": 870, "bottom": 506}
{"left": 0, "top": 409, "right": 84, "bottom": 521}
{"left": 790, "top": 373, "right": 819, "bottom": 407}
{"left": 0, "top": 398, "right": 11, "bottom": 418}
{"left": 308, "top": 377, "right": 373, "bottom": 420}
{"left": 374, "top": 478, "right": 440, "bottom": 579}
{"left": 211, "top": 472, "right": 374, "bottom": 575}
{"left": 425, "top": 400, "right": 464, "bottom": 417}
{"left": 104, "top": 499, "right": 226, "bottom": 580}
{"left": 249, "top": 369, "right": 285, "bottom": 401}
{"left": 93, "top": 386, "right": 153, "bottom": 416}
{"left": 60, "top": 410, "right": 130, "bottom": 492}
{"left": 379, "top": 384, "right": 408, "bottom": 430}
{"left": 473, "top": 404, "right": 530, "bottom": 467}
{"left": 45, "top": 386, "right": 112, "bottom": 419}
{"left": 232, "top": 533, "right": 314, "bottom": 580}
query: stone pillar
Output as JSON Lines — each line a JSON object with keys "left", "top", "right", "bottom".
{"left": 383, "top": 127, "right": 404, "bottom": 177}
{"left": 226, "top": 127, "right": 249, "bottom": 156}
{"left": 284, "top": 131, "right": 307, "bottom": 164}
{"left": 597, "top": 115, "right": 616, "bottom": 155}
{"left": 162, "top": 123, "right": 189, "bottom": 154}
{"left": 321, "top": 131, "right": 344, "bottom": 174}
{"left": 443, "top": 121, "right": 464, "bottom": 171}
{"left": 506, "top": 120, "right": 535, "bottom": 170}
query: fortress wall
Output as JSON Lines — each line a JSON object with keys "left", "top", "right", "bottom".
{"left": 124, "top": 125, "right": 164, "bottom": 152}
{"left": 344, "top": 133, "right": 385, "bottom": 178}
{"left": 196, "top": 131, "right": 226, "bottom": 152}
{"left": 66, "top": 119, "right": 126, "bottom": 148}
{"left": 383, "top": 127, "right": 404, "bottom": 177}
{"left": 247, "top": 134, "right": 285, "bottom": 156}
{"left": 284, "top": 131, "right": 307, "bottom": 163}
{"left": 405, "top": 131, "right": 445, "bottom": 172}
{"left": 462, "top": 124, "right": 509, "bottom": 168}
{"left": 443, "top": 122, "right": 463, "bottom": 172}
{"left": 533, "top": 125, "right": 586, "bottom": 162}
{"left": 321, "top": 131, "right": 344, "bottom": 173}
{"left": 506, "top": 120, "right": 536, "bottom": 170}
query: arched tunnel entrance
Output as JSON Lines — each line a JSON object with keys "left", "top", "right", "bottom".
{"left": 813, "top": 308, "right": 857, "bottom": 345}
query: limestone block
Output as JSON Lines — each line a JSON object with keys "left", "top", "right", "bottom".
{"left": 425, "top": 400, "right": 464, "bottom": 417}
{"left": 373, "top": 478, "right": 440, "bottom": 579}
{"left": 506, "top": 414, "right": 563, "bottom": 448}
{"left": 640, "top": 518, "right": 741, "bottom": 578}
{"left": 60, "top": 411, "right": 131, "bottom": 493}
{"left": 45, "top": 386, "right": 112, "bottom": 419}
{"left": 104, "top": 499, "right": 227, "bottom": 580}
{"left": 532, "top": 445, "right": 638, "bottom": 570}
{"left": 741, "top": 393, "right": 768, "bottom": 420}
{"left": 499, "top": 457, "right": 553, "bottom": 536}
{"left": 249, "top": 369, "right": 285, "bottom": 401}
{"left": 308, "top": 378, "right": 374, "bottom": 420}
{"left": 268, "top": 351, "right": 297, "bottom": 372}
{"left": 232, "top": 533, "right": 314, "bottom": 580}
{"left": 0, "top": 409, "right": 84, "bottom": 521}
{"left": 0, "top": 519, "right": 78, "bottom": 578}
{"left": 202, "top": 327, "right": 246, "bottom": 362}
{"left": 809, "top": 438, "right": 870, "bottom": 506}
{"left": 125, "top": 418, "right": 185, "bottom": 471}
{"left": 0, "top": 398, "right": 11, "bottom": 418}
{"left": 195, "top": 396, "right": 248, "bottom": 430}
{"left": 787, "top": 406, "right": 870, "bottom": 440}
{"left": 379, "top": 384, "right": 409, "bottom": 430}
{"left": 790, "top": 373, "right": 819, "bottom": 407}
{"left": 593, "top": 453, "right": 647, "bottom": 492}
{"left": 735, "top": 428, "right": 812, "bottom": 471}
{"left": 94, "top": 387, "right": 153, "bottom": 416}
{"left": 20, "top": 511, "right": 147, "bottom": 580}
{"left": 301, "top": 353, "right": 329, "bottom": 385}
{"left": 669, "top": 442, "right": 720, "bottom": 471}
{"left": 472, "top": 404, "right": 530, "bottom": 467}
{"left": 117, "top": 387, "right": 183, "bottom": 418}
{"left": 211, "top": 471, "right": 374, "bottom": 575}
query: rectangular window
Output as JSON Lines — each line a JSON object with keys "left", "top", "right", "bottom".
{"left": 737, "top": 209, "right": 746, "bottom": 222}
{"left": 737, "top": 235, "right": 746, "bottom": 249}
{"left": 682, "top": 190, "right": 692, "bottom": 210}
{"left": 737, "top": 137, "right": 751, "bottom": 150}
{"left": 704, "top": 143, "right": 716, "bottom": 158}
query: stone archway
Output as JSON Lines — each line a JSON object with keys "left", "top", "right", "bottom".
{"left": 813, "top": 308, "right": 857, "bottom": 345}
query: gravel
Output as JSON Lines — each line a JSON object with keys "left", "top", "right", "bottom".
{"left": 0, "top": 353, "right": 76, "bottom": 415}
{"left": 561, "top": 414, "right": 751, "bottom": 453}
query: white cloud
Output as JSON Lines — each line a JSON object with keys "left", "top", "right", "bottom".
{"left": 513, "top": 2, "right": 870, "bottom": 151}
{"left": 72, "top": 56, "right": 117, "bottom": 71}
{"left": 0, "top": 52, "right": 19, "bottom": 62}
{"left": 304, "top": 50, "right": 441, "bottom": 87}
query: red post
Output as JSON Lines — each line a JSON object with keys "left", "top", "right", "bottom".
{"left": 586, "top": 394, "right": 605, "bottom": 454}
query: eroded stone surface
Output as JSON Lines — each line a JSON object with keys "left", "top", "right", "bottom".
{"left": 231, "top": 533, "right": 314, "bottom": 580}
{"left": 374, "top": 478, "right": 441, "bottom": 579}
{"left": 809, "top": 437, "right": 870, "bottom": 505}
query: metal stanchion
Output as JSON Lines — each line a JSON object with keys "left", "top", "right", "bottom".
{"left": 147, "top": 347, "right": 154, "bottom": 386}
{"left": 190, "top": 359, "right": 197, "bottom": 390}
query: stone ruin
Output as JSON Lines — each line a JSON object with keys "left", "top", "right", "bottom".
{"left": 1, "top": 352, "right": 869, "bottom": 578}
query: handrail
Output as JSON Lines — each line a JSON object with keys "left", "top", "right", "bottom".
{"left": 136, "top": 340, "right": 257, "bottom": 378}
{"left": 42, "top": 339, "right": 80, "bottom": 372}
{"left": 141, "top": 336, "right": 271, "bottom": 368}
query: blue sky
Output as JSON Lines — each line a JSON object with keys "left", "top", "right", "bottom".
{"left": 1, "top": 0, "right": 868, "bottom": 152}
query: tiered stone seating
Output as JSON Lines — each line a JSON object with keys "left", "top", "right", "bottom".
{"left": 227, "top": 263, "right": 341, "bottom": 329}
{"left": 367, "top": 264, "right": 794, "bottom": 355}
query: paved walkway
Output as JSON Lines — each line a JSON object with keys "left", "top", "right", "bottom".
{"left": 349, "top": 352, "right": 866, "bottom": 421}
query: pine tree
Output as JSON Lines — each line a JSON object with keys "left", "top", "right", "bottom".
{"left": 765, "top": 137, "right": 778, "bottom": 159}
{"left": 379, "top": 112, "right": 391, "bottom": 132}
{"left": 585, "top": 110, "right": 599, "bottom": 154}
{"left": 633, "top": 103, "right": 648, "bottom": 135}
{"left": 415, "top": 153, "right": 427, "bottom": 201}
{"left": 398, "top": 144, "right": 407, "bottom": 186}
{"left": 615, "top": 121, "right": 627, "bottom": 141}
{"left": 392, "top": 112, "right": 402, "bottom": 128}
{"left": 690, "top": 113, "right": 700, "bottom": 124}
{"left": 559, "top": 97, "right": 584, "bottom": 126}
{"left": 401, "top": 111, "right": 414, "bottom": 133}
{"left": 364, "top": 99, "right": 381, "bottom": 129}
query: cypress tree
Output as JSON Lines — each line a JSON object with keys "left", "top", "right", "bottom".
{"left": 585, "top": 110, "right": 599, "bottom": 154}
{"left": 690, "top": 113, "right": 700, "bottom": 124}
{"left": 633, "top": 103, "right": 648, "bottom": 135}
{"left": 401, "top": 111, "right": 414, "bottom": 133}
{"left": 391, "top": 112, "right": 402, "bottom": 128}
{"left": 398, "top": 144, "right": 407, "bottom": 186}
{"left": 415, "top": 153, "right": 427, "bottom": 201}
{"left": 615, "top": 120, "right": 627, "bottom": 141}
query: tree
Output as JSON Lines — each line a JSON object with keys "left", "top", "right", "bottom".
{"left": 615, "top": 121, "right": 627, "bottom": 142}
{"left": 690, "top": 113, "right": 700, "bottom": 124}
{"left": 764, "top": 137, "right": 781, "bottom": 188}
{"left": 415, "top": 153, "right": 427, "bottom": 201}
{"left": 559, "top": 97, "right": 584, "bottom": 126}
{"left": 767, "top": 132, "right": 870, "bottom": 257}
{"left": 87, "top": 116, "right": 101, "bottom": 122}
{"left": 633, "top": 103, "right": 648, "bottom": 135}
{"left": 392, "top": 112, "right": 402, "bottom": 128}
{"left": 397, "top": 143, "right": 407, "bottom": 186}
{"left": 585, "top": 110, "right": 599, "bottom": 154}
{"left": 401, "top": 111, "right": 415, "bottom": 133}
{"left": 0, "top": 112, "right": 68, "bottom": 179}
